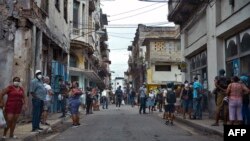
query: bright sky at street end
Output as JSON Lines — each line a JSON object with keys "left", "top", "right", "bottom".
{"left": 101, "top": 0, "right": 173, "bottom": 79}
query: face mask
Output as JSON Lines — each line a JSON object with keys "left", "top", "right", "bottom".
{"left": 37, "top": 74, "right": 43, "bottom": 79}
{"left": 13, "top": 81, "right": 20, "bottom": 87}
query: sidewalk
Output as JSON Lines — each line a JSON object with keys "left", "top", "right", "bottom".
{"left": 0, "top": 112, "right": 70, "bottom": 141}
{"left": 157, "top": 112, "right": 224, "bottom": 137}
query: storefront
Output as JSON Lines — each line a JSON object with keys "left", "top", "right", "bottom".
{"left": 225, "top": 28, "right": 250, "bottom": 78}
{"left": 190, "top": 50, "right": 208, "bottom": 89}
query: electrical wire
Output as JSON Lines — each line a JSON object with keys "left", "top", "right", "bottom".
{"left": 109, "top": 3, "right": 160, "bottom": 17}
{"left": 108, "top": 32, "right": 135, "bottom": 34}
{"left": 109, "top": 4, "right": 167, "bottom": 21}
{"left": 110, "top": 48, "right": 128, "bottom": 50}
{"left": 108, "top": 34, "right": 134, "bottom": 39}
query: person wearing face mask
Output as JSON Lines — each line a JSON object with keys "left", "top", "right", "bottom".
{"left": 30, "top": 70, "right": 47, "bottom": 132}
{"left": 0, "top": 77, "right": 27, "bottom": 139}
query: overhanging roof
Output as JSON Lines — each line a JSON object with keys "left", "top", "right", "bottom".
{"left": 69, "top": 67, "right": 105, "bottom": 88}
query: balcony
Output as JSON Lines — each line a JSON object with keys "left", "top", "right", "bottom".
{"left": 89, "top": 0, "right": 97, "bottom": 13}
{"left": 168, "top": 0, "right": 204, "bottom": 25}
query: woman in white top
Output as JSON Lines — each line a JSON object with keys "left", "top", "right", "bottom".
{"left": 147, "top": 90, "right": 156, "bottom": 113}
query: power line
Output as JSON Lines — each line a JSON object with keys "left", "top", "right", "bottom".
{"left": 108, "top": 32, "right": 135, "bottom": 34}
{"left": 110, "top": 3, "right": 160, "bottom": 17}
{"left": 108, "top": 34, "right": 134, "bottom": 39}
{"left": 109, "top": 4, "right": 167, "bottom": 21}
{"left": 106, "top": 22, "right": 172, "bottom": 28}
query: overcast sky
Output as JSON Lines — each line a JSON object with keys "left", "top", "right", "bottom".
{"left": 101, "top": 0, "right": 172, "bottom": 79}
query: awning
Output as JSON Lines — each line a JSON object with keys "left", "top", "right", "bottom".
{"left": 69, "top": 67, "right": 105, "bottom": 88}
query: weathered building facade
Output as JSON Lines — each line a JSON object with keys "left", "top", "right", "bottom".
{"left": 0, "top": 0, "right": 70, "bottom": 115}
{"left": 68, "top": 0, "right": 110, "bottom": 91}
{"left": 0, "top": 0, "right": 110, "bottom": 117}
{"left": 168, "top": 0, "right": 250, "bottom": 91}
{"left": 168, "top": 0, "right": 250, "bottom": 117}
{"left": 128, "top": 24, "right": 182, "bottom": 91}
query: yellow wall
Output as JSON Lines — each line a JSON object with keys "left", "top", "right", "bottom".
{"left": 147, "top": 68, "right": 152, "bottom": 84}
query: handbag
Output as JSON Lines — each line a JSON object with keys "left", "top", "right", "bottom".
{"left": 0, "top": 109, "right": 6, "bottom": 128}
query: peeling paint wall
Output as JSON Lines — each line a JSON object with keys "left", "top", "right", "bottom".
{"left": 0, "top": 2, "right": 16, "bottom": 88}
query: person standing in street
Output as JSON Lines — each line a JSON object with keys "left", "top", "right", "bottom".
{"left": 30, "top": 70, "right": 47, "bottom": 132}
{"left": 115, "top": 86, "right": 123, "bottom": 108}
{"left": 165, "top": 82, "right": 176, "bottom": 126}
{"left": 0, "top": 77, "right": 27, "bottom": 139}
{"left": 130, "top": 87, "right": 136, "bottom": 107}
{"left": 86, "top": 87, "right": 93, "bottom": 114}
{"left": 101, "top": 88, "right": 109, "bottom": 109}
{"left": 58, "top": 78, "right": 68, "bottom": 118}
{"left": 68, "top": 81, "right": 82, "bottom": 127}
{"left": 41, "top": 76, "right": 53, "bottom": 126}
{"left": 211, "top": 69, "right": 229, "bottom": 126}
{"left": 157, "top": 89, "right": 164, "bottom": 112}
{"left": 192, "top": 77, "right": 203, "bottom": 120}
{"left": 240, "top": 75, "right": 250, "bottom": 125}
{"left": 139, "top": 83, "right": 147, "bottom": 114}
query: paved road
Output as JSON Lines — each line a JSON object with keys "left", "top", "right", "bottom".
{"left": 42, "top": 105, "right": 222, "bottom": 141}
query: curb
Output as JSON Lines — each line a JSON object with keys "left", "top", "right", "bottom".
{"left": 22, "top": 116, "right": 70, "bottom": 141}
{"left": 174, "top": 116, "right": 224, "bottom": 137}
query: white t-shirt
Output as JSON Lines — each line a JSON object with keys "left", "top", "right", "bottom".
{"left": 44, "top": 83, "right": 52, "bottom": 101}
{"left": 102, "top": 89, "right": 109, "bottom": 97}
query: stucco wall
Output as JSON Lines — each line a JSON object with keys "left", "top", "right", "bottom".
{"left": 220, "top": 0, "right": 249, "bottom": 22}
{"left": 152, "top": 64, "right": 181, "bottom": 83}
{"left": 186, "top": 13, "right": 207, "bottom": 47}
{"left": 149, "top": 41, "right": 181, "bottom": 62}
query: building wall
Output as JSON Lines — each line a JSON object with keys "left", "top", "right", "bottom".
{"left": 186, "top": 14, "right": 207, "bottom": 47}
{"left": 169, "top": 0, "right": 250, "bottom": 118}
{"left": 149, "top": 41, "right": 181, "bottom": 62}
{"left": 47, "top": 0, "right": 70, "bottom": 51}
{"left": 151, "top": 64, "right": 182, "bottom": 83}
{"left": 113, "top": 78, "right": 125, "bottom": 92}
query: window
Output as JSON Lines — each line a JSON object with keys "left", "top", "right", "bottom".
{"left": 155, "top": 65, "right": 171, "bottom": 71}
{"left": 240, "top": 55, "right": 250, "bottom": 75}
{"left": 84, "top": 60, "right": 88, "bottom": 70}
{"left": 64, "top": 0, "right": 68, "bottom": 22}
{"left": 70, "top": 54, "right": 77, "bottom": 67}
{"left": 225, "top": 29, "right": 250, "bottom": 77}
{"left": 82, "top": 4, "right": 85, "bottom": 28}
{"left": 41, "top": 0, "right": 49, "bottom": 14}
{"left": 226, "top": 40, "right": 237, "bottom": 58}
{"left": 55, "top": 0, "right": 60, "bottom": 12}
{"left": 73, "top": 0, "right": 80, "bottom": 28}
{"left": 240, "top": 33, "right": 250, "bottom": 52}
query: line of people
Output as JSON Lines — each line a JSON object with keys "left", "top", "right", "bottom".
{"left": 0, "top": 70, "right": 102, "bottom": 139}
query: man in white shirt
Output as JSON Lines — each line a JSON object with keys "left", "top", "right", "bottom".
{"left": 101, "top": 88, "right": 109, "bottom": 109}
{"left": 42, "top": 76, "right": 53, "bottom": 125}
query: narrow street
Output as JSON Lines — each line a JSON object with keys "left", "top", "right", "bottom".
{"left": 39, "top": 105, "right": 222, "bottom": 141}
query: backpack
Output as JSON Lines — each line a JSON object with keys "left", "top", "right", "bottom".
{"left": 167, "top": 90, "right": 176, "bottom": 104}
{"left": 116, "top": 89, "right": 122, "bottom": 97}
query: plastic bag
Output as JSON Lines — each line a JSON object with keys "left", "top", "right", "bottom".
{"left": 0, "top": 109, "right": 6, "bottom": 128}
{"left": 80, "top": 94, "right": 86, "bottom": 105}
{"left": 58, "top": 94, "right": 63, "bottom": 101}
{"left": 121, "top": 100, "right": 125, "bottom": 105}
